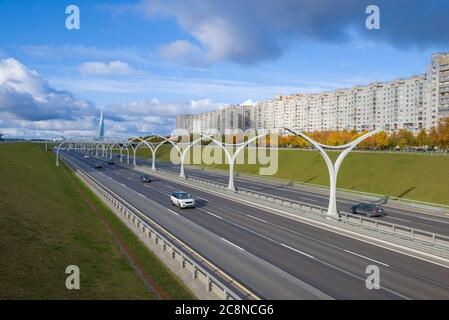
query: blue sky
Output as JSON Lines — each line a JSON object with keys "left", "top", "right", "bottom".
{"left": 0, "top": 0, "right": 448, "bottom": 138}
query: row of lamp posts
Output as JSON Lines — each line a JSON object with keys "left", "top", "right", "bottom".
{"left": 56, "top": 128, "right": 380, "bottom": 219}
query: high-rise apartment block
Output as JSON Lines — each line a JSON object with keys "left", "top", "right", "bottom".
{"left": 176, "top": 53, "right": 449, "bottom": 133}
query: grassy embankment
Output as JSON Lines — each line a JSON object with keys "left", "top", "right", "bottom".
{"left": 0, "top": 143, "right": 195, "bottom": 300}
{"left": 134, "top": 145, "right": 449, "bottom": 205}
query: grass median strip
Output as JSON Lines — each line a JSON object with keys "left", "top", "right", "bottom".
{"left": 0, "top": 143, "right": 195, "bottom": 300}
{"left": 134, "top": 146, "right": 449, "bottom": 206}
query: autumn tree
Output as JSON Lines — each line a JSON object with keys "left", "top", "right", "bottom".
{"left": 428, "top": 127, "right": 439, "bottom": 149}
{"left": 397, "top": 129, "right": 416, "bottom": 148}
{"left": 374, "top": 131, "right": 389, "bottom": 149}
{"left": 437, "top": 117, "right": 449, "bottom": 149}
{"left": 416, "top": 129, "right": 428, "bottom": 148}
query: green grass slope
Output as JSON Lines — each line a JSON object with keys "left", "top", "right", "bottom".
{"left": 134, "top": 146, "right": 449, "bottom": 205}
{"left": 0, "top": 143, "right": 194, "bottom": 300}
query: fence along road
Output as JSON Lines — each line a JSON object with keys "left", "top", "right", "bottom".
{"left": 62, "top": 155, "right": 250, "bottom": 300}
{"left": 130, "top": 156, "right": 449, "bottom": 237}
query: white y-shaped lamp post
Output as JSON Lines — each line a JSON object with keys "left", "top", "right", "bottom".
{"left": 56, "top": 136, "right": 85, "bottom": 166}
{"left": 56, "top": 142, "right": 66, "bottom": 166}
{"left": 284, "top": 128, "right": 381, "bottom": 218}
{"left": 132, "top": 137, "right": 157, "bottom": 168}
{"left": 202, "top": 132, "right": 270, "bottom": 191}
{"left": 178, "top": 136, "right": 203, "bottom": 179}
{"left": 56, "top": 136, "right": 129, "bottom": 166}
{"left": 119, "top": 143, "right": 131, "bottom": 164}
{"left": 131, "top": 134, "right": 180, "bottom": 171}
{"left": 128, "top": 135, "right": 164, "bottom": 168}
{"left": 150, "top": 135, "right": 180, "bottom": 171}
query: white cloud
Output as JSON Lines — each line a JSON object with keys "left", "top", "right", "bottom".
{"left": 108, "top": 98, "right": 222, "bottom": 119}
{"left": 157, "top": 40, "right": 205, "bottom": 66}
{"left": 21, "top": 45, "right": 150, "bottom": 64}
{"left": 136, "top": 0, "right": 449, "bottom": 66}
{"left": 79, "top": 61, "right": 132, "bottom": 77}
{"left": 48, "top": 74, "right": 326, "bottom": 103}
{"left": 142, "top": 0, "right": 280, "bottom": 66}
{"left": 0, "top": 57, "right": 226, "bottom": 138}
{"left": 0, "top": 58, "right": 94, "bottom": 121}
{"left": 241, "top": 99, "right": 256, "bottom": 106}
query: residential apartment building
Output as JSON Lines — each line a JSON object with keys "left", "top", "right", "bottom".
{"left": 429, "top": 52, "right": 449, "bottom": 125}
{"left": 176, "top": 52, "right": 449, "bottom": 134}
{"left": 176, "top": 105, "right": 252, "bottom": 134}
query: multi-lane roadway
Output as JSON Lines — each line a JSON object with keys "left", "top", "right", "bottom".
{"left": 62, "top": 150, "right": 449, "bottom": 299}
{"left": 129, "top": 156, "right": 449, "bottom": 237}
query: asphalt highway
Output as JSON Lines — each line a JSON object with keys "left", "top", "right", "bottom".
{"left": 63, "top": 150, "right": 449, "bottom": 299}
{"left": 128, "top": 156, "right": 449, "bottom": 237}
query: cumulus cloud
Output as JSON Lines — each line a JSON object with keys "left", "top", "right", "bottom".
{"left": 137, "top": 0, "right": 449, "bottom": 66}
{"left": 157, "top": 40, "right": 205, "bottom": 67}
{"left": 0, "top": 58, "right": 224, "bottom": 138}
{"left": 241, "top": 99, "right": 256, "bottom": 106}
{"left": 108, "top": 98, "right": 222, "bottom": 120}
{"left": 0, "top": 58, "right": 94, "bottom": 121}
{"left": 79, "top": 61, "right": 132, "bottom": 76}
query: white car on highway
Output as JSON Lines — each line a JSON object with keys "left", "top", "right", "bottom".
{"left": 170, "top": 192, "right": 196, "bottom": 209}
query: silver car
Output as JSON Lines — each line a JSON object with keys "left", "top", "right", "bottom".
{"left": 170, "top": 192, "right": 196, "bottom": 209}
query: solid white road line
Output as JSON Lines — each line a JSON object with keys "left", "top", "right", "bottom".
{"left": 197, "top": 208, "right": 224, "bottom": 220}
{"left": 280, "top": 243, "right": 315, "bottom": 259}
{"left": 165, "top": 185, "right": 175, "bottom": 189}
{"left": 221, "top": 237, "right": 245, "bottom": 251}
{"left": 167, "top": 209, "right": 180, "bottom": 216}
{"left": 246, "top": 214, "right": 268, "bottom": 223}
{"left": 386, "top": 216, "right": 412, "bottom": 223}
{"left": 344, "top": 250, "right": 390, "bottom": 267}
{"left": 103, "top": 164, "right": 446, "bottom": 275}
{"left": 199, "top": 208, "right": 316, "bottom": 259}
{"left": 137, "top": 192, "right": 146, "bottom": 198}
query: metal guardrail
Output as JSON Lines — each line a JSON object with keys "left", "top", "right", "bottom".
{"left": 61, "top": 154, "right": 251, "bottom": 300}
{"left": 181, "top": 174, "right": 449, "bottom": 253}
{"left": 185, "top": 164, "right": 449, "bottom": 212}
{"left": 79, "top": 152, "right": 449, "bottom": 254}
{"left": 125, "top": 155, "right": 449, "bottom": 213}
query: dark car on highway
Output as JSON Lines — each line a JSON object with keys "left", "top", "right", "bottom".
{"left": 139, "top": 175, "right": 152, "bottom": 183}
{"left": 107, "top": 160, "right": 115, "bottom": 165}
{"left": 95, "top": 163, "right": 103, "bottom": 169}
{"left": 351, "top": 203, "right": 384, "bottom": 217}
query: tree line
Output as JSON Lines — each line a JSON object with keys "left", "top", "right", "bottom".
{"left": 132, "top": 118, "right": 449, "bottom": 151}
{"left": 278, "top": 118, "right": 449, "bottom": 150}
